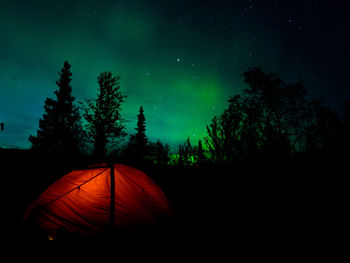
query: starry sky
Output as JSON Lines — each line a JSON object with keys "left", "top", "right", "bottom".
{"left": 0, "top": 0, "right": 349, "bottom": 150}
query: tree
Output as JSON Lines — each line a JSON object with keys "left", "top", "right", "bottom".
{"left": 84, "top": 71, "right": 126, "bottom": 158}
{"left": 221, "top": 95, "right": 248, "bottom": 161}
{"left": 205, "top": 95, "right": 247, "bottom": 163}
{"left": 196, "top": 139, "right": 206, "bottom": 166}
{"left": 305, "top": 98, "right": 343, "bottom": 154}
{"left": 149, "top": 140, "right": 170, "bottom": 165}
{"left": 134, "top": 105, "right": 148, "bottom": 157}
{"left": 205, "top": 116, "right": 224, "bottom": 163}
{"left": 124, "top": 105, "right": 149, "bottom": 163}
{"left": 343, "top": 100, "right": 350, "bottom": 127}
{"left": 204, "top": 68, "right": 311, "bottom": 164}
{"left": 178, "top": 137, "right": 195, "bottom": 166}
{"left": 29, "top": 61, "right": 83, "bottom": 154}
{"left": 242, "top": 67, "right": 309, "bottom": 157}
{"left": 0, "top": 122, "right": 4, "bottom": 131}
{"left": 342, "top": 100, "right": 350, "bottom": 159}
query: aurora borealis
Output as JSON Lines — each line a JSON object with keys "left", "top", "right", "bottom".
{"left": 1, "top": 0, "right": 349, "bottom": 151}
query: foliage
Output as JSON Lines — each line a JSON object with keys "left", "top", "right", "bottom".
{"left": 305, "top": 98, "right": 343, "bottom": 154}
{"left": 178, "top": 137, "right": 194, "bottom": 166}
{"left": 204, "top": 67, "right": 311, "bottom": 164}
{"left": 27, "top": 62, "right": 349, "bottom": 167}
{"left": 242, "top": 67, "right": 309, "bottom": 155}
{"left": 148, "top": 140, "right": 170, "bottom": 165}
{"left": 205, "top": 116, "right": 224, "bottom": 163}
{"left": 124, "top": 105, "right": 150, "bottom": 163}
{"left": 83, "top": 71, "right": 126, "bottom": 158}
{"left": 133, "top": 106, "right": 149, "bottom": 158}
{"left": 176, "top": 138, "right": 207, "bottom": 166}
{"left": 196, "top": 139, "right": 206, "bottom": 165}
{"left": 29, "top": 61, "right": 83, "bottom": 154}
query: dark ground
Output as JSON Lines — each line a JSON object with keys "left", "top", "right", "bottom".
{"left": 0, "top": 148, "right": 346, "bottom": 252}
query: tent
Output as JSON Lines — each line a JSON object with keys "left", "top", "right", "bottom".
{"left": 23, "top": 164, "right": 172, "bottom": 237}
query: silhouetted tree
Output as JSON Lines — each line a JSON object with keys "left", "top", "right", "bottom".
{"left": 0, "top": 122, "right": 4, "bottom": 131}
{"left": 240, "top": 99, "right": 263, "bottom": 160}
{"left": 134, "top": 106, "right": 148, "bottom": 157}
{"left": 305, "top": 98, "right": 343, "bottom": 155}
{"left": 205, "top": 116, "right": 224, "bottom": 163}
{"left": 205, "top": 95, "right": 248, "bottom": 163}
{"left": 29, "top": 61, "right": 83, "bottom": 154}
{"left": 84, "top": 71, "right": 126, "bottom": 159}
{"left": 344, "top": 100, "right": 350, "bottom": 126}
{"left": 178, "top": 137, "right": 195, "bottom": 166}
{"left": 205, "top": 67, "right": 311, "bottom": 164}
{"left": 342, "top": 100, "right": 350, "bottom": 158}
{"left": 124, "top": 106, "right": 149, "bottom": 163}
{"left": 149, "top": 140, "right": 170, "bottom": 165}
{"left": 222, "top": 95, "right": 249, "bottom": 161}
{"left": 196, "top": 139, "right": 206, "bottom": 166}
{"left": 242, "top": 67, "right": 309, "bottom": 157}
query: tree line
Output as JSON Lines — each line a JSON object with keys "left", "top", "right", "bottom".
{"left": 176, "top": 68, "right": 350, "bottom": 166}
{"left": 29, "top": 61, "right": 350, "bottom": 167}
{"left": 28, "top": 61, "right": 170, "bottom": 165}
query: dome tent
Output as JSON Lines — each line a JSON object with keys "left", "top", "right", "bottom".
{"left": 23, "top": 164, "right": 172, "bottom": 239}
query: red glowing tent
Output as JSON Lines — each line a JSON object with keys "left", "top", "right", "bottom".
{"left": 23, "top": 164, "right": 172, "bottom": 235}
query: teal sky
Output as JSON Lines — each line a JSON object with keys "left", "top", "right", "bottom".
{"left": 1, "top": 0, "right": 349, "bottom": 150}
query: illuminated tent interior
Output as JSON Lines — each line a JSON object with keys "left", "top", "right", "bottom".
{"left": 23, "top": 164, "right": 172, "bottom": 238}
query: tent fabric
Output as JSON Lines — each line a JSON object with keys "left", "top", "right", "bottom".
{"left": 23, "top": 164, "right": 172, "bottom": 234}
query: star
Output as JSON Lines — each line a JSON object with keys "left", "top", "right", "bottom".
{"left": 177, "top": 58, "right": 180, "bottom": 62}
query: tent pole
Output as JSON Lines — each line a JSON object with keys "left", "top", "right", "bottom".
{"left": 110, "top": 164, "right": 115, "bottom": 232}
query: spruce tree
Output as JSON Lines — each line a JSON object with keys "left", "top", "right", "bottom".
{"left": 125, "top": 105, "right": 149, "bottom": 162}
{"left": 134, "top": 105, "right": 148, "bottom": 155}
{"left": 29, "top": 61, "right": 83, "bottom": 154}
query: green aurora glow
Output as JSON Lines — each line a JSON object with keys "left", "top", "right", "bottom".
{"left": 1, "top": 1, "right": 349, "bottom": 151}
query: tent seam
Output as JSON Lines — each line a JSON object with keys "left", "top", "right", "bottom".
{"left": 44, "top": 168, "right": 109, "bottom": 208}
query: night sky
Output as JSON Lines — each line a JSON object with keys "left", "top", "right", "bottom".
{"left": 0, "top": 0, "right": 349, "bottom": 150}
